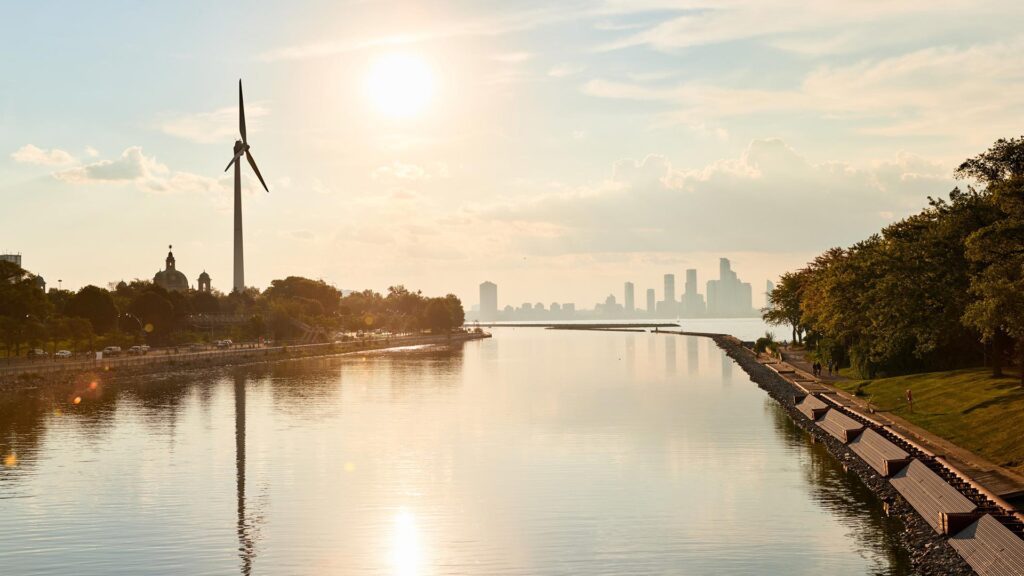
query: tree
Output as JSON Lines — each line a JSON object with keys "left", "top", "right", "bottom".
{"left": 0, "top": 260, "right": 53, "bottom": 356}
{"left": 422, "top": 299, "right": 453, "bottom": 333}
{"left": 958, "top": 137, "right": 1024, "bottom": 383}
{"left": 129, "top": 290, "right": 175, "bottom": 340}
{"left": 763, "top": 270, "right": 807, "bottom": 344}
{"left": 443, "top": 294, "right": 465, "bottom": 328}
{"left": 66, "top": 286, "right": 118, "bottom": 334}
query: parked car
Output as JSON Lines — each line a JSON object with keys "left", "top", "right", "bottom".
{"left": 216, "top": 339, "right": 233, "bottom": 349}
{"left": 102, "top": 346, "right": 122, "bottom": 356}
{"left": 140, "top": 345, "right": 150, "bottom": 354}
{"left": 27, "top": 348, "right": 47, "bottom": 359}
{"left": 55, "top": 350, "right": 72, "bottom": 359}
{"left": 128, "top": 345, "right": 144, "bottom": 355}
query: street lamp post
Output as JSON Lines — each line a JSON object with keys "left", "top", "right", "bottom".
{"left": 122, "top": 313, "right": 145, "bottom": 345}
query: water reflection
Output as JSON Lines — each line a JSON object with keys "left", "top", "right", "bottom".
{"left": 664, "top": 335, "right": 676, "bottom": 375}
{"left": 687, "top": 336, "right": 698, "bottom": 376}
{"left": 767, "top": 401, "right": 911, "bottom": 575}
{"left": 235, "top": 372, "right": 255, "bottom": 576}
{"left": 0, "top": 332, "right": 911, "bottom": 575}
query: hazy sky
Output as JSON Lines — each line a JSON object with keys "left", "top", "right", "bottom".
{"left": 3, "top": 0, "right": 1022, "bottom": 308}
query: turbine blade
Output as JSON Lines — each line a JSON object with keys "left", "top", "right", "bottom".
{"left": 224, "top": 156, "right": 237, "bottom": 172}
{"left": 246, "top": 150, "right": 269, "bottom": 192}
{"left": 239, "top": 79, "right": 247, "bottom": 144}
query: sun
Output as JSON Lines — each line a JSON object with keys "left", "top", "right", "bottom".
{"left": 365, "top": 53, "right": 435, "bottom": 119}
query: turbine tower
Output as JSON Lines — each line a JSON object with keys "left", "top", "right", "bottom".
{"left": 225, "top": 80, "right": 270, "bottom": 293}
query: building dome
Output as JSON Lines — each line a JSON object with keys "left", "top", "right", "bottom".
{"left": 154, "top": 245, "right": 189, "bottom": 293}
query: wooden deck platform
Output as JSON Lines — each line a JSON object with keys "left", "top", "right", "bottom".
{"left": 948, "top": 514, "right": 1024, "bottom": 576}
{"left": 848, "top": 428, "right": 910, "bottom": 477}
{"left": 816, "top": 409, "right": 865, "bottom": 443}
{"left": 890, "top": 459, "right": 978, "bottom": 533}
{"left": 796, "top": 394, "right": 829, "bottom": 420}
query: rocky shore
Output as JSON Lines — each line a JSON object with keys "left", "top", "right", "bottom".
{"left": 709, "top": 334, "right": 975, "bottom": 576}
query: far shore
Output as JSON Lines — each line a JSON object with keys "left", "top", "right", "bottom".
{"left": 0, "top": 330, "right": 490, "bottom": 391}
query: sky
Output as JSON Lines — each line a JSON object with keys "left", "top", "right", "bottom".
{"left": 2, "top": 0, "right": 1023, "bottom": 309}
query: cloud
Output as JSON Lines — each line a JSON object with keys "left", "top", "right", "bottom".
{"left": 475, "top": 138, "right": 952, "bottom": 256}
{"left": 11, "top": 144, "right": 76, "bottom": 166}
{"left": 548, "top": 64, "right": 584, "bottom": 78}
{"left": 258, "top": 5, "right": 587, "bottom": 62}
{"left": 492, "top": 52, "right": 533, "bottom": 63}
{"left": 597, "top": 1, "right": 1007, "bottom": 53}
{"left": 158, "top": 104, "right": 269, "bottom": 144}
{"left": 53, "top": 146, "right": 221, "bottom": 194}
{"left": 582, "top": 38, "right": 1024, "bottom": 145}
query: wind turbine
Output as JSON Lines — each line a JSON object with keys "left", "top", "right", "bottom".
{"left": 225, "top": 80, "right": 270, "bottom": 293}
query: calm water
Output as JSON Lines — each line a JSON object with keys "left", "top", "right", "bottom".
{"left": 0, "top": 328, "right": 909, "bottom": 575}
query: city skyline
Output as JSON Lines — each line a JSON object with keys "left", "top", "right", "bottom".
{"left": 473, "top": 256, "right": 760, "bottom": 320}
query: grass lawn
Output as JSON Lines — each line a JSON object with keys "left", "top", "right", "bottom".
{"left": 835, "top": 368, "right": 1024, "bottom": 475}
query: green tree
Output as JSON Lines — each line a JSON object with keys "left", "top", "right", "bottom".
{"left": 958, "top": 137, "right": 1024, "bottom": 383}
{"left": 422, "top": 299, "right": 453, "bottom": 333}
{"left": 763, "top": 270, "right": 808, "bottom": 344}
{"left": 66, "top": 285, "right": 118, "bottom": 334}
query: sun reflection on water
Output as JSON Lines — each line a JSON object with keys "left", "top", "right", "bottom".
{"left": 390, "top": 508, "right": 422, "bottom": 576}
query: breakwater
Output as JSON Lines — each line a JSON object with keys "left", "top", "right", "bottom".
{"left": 704, "top": 332, "right": 1024, "bottom": 576}
{"left": 0, "top": 331, "right": 490, "bottom": 391}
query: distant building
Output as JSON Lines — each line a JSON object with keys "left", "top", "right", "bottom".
{"left": 706, "top": 258, "right": 754, "bottom": 317}
{"left": 154, "top": 245, "right": 189, "bottom": 293}
{"left": 0, "top": 254, "right": 22, "bottom": 267}
{"left": 479, "top": 281, "right": 498, "bottom": 321}
{"left": 562, "top": 303, "right": 575, "bottom": 315}
{"left": 646, "top": 288, "right": 656, "bottom": 314}
{"left": 624, "top": 281, "right": 635, "bottom": 313}
{"left": 657, "top": 273, "right": 677, "bottom": 317}
{"left": 765, "top": 279, "right": 775, "bottom": 309}
{"left": 682, "top": 268, "right": 706, "bottom": 317}
{"left": 198, "top": 271, "right": 212, "bottom": 293}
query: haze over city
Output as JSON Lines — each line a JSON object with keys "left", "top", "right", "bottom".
{"left": 5, "top": 1, "right": 1024, "bottom": 306}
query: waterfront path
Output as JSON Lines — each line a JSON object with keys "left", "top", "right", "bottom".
{"left": 779, "top": 347, "right": 1024, "bottom": 506}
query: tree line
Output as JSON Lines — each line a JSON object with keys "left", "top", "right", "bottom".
{"left": 0, "top": 265, "right": 465, "bottom": 357}
{"left": 764, "top": 137, "right": 1024, "bottom": 384}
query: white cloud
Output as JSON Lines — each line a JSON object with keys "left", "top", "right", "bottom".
{"left": 492, "top": 52, "right": 533, "bottom": 63}
{"left": 158, "top": 104, "right": 269, "bottom": 144}
{"left": 475, "top": 139, "right": 952, "bottom": 256}
{"left": 598, "top": 1, "right": 1007, "bottom": 53}
{"left": 548, "top": 64, "right": 585, "bottom": 78}
{"left": 11, "top": 144, "right": 76, "bottom": 166}
{"left": 583, "top": 38, "right": 1024, "bottom": 146}
{"left": 53, "top": 146, "right": 221, "bottom": 194}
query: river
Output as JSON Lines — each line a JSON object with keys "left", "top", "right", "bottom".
{"left": 0, "top": 327, "right": 910, "bottom": 575}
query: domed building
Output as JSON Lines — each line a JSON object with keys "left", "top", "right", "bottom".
{"left": 154, "top": 245, "right": 189, "bottom": 293}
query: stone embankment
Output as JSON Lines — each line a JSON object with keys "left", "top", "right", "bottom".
{"left": 0, "top": 331, "right": 490, "bottom": 391}
{"left": 706, "top": 333, "right": 978, "bottom": 576}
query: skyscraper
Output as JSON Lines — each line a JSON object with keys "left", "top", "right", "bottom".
{"left": 706, "top": 258, "right": 754, "bottom": 317}
{"left": 646, "top": 288, "right": 656, "bottom": 315}
{"left": 682, "top": 268, "right": 706, "bottom": 317}
{"left": 658, "top": 273, "right": 678, "bottom": 316}
{"left": 479, "top": 281, "right": 497, "bottom": 321}
{"left": 624, "top": 281, "right": 635, "bottom": 313}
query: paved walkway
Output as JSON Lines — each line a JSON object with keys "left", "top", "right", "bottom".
{"left": 778, "top": 347, "right": 1024, "bottom": 506}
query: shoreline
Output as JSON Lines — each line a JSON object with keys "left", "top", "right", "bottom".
{"left": 0, "top": 331, "right": 490, "bottom": 392}
{"left": 703, "top": 332, "right": 984, "bottom": 575}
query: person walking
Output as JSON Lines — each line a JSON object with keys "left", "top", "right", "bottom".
{"left": 905, "top": 389, "right": 914, "bottom": 413}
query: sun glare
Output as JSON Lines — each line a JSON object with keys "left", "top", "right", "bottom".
{"left": 366, "top": 54, "right": 435, "bottom": 119}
